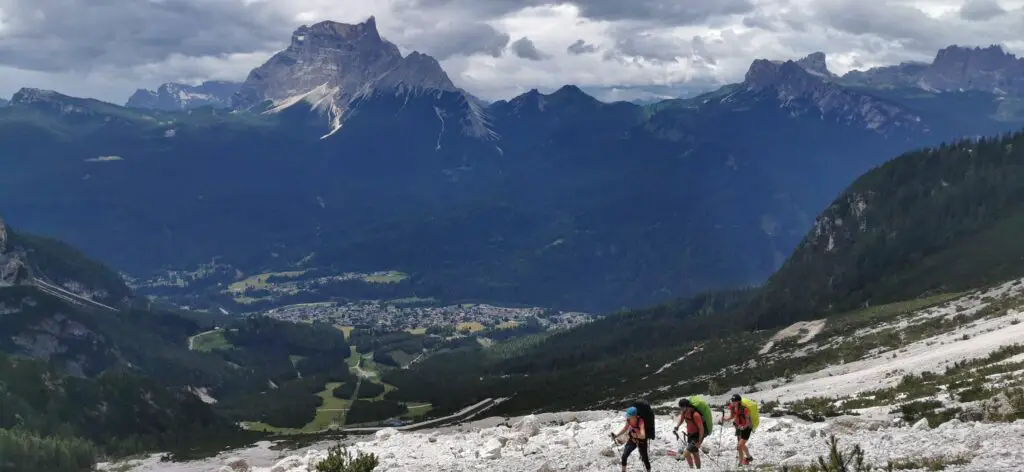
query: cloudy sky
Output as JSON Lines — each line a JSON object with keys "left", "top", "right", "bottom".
{"left": 1, "top": 0, "right": 1023, "bottom": 104}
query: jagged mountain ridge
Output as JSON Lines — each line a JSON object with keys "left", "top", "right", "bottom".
{"left": 126, "top": 80, "right": 241, "bottom": 110}
{"left": 842, "top": 45, "right": 1024, "bottom": 95}
{"left": 3, "top": 26, "right": 1024, "bottom": 312}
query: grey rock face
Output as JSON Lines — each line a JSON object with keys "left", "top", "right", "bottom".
{"left": 920, "top": 45, "right": 1024, "bottom": 94}
{"left": 796, "top": 52, "right": 836, "bottom": 79}
{"left": 231, "top": 16, "right": 456, "bottom": 110}
{"left": 841, "top": 62, "right": 930, "bottom": 88}
{"left": 742, "top": 59, "right": 924, "bottom": 135}
{"left": 843, "top": 45, "right": 1024, "bottom": 95}
{"left": 126, "top": 81, "right": 241, "bottom": 110}
{"left": 0, "top": 217, "right": 27, "bottom": 287}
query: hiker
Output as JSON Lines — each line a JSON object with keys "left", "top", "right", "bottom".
{"left": 612, "top": 406, "right": 652, "bottom": 472}
{"left": 721, "top": 394, "right": 755, "bottom": 465}
{"left": 673, "top": 399, "right": 705, "bottom": 469}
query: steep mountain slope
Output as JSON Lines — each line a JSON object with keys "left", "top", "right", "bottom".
{"left": 3, "top": 21, "right": 1024, "bottom": 313}
{"left": 117, "top": 277, "right": 1024, "bottom": 472}
{"left": 749, "top": 129, "right": 1024, "bottom": 326}
{"left": 0, "top": 218, "right": 366, "bottom": 467}
{"left": 375, "top": 127, "right": 1024, "bottom": 421}
{"left": 126, "top": 80, "right": 241, "bottom": 110}
{"left": 0, "top": 217, "right": 239, "bottom": 460}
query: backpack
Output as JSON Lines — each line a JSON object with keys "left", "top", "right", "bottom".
{"left": 687, "top": 396, "right": 714, "bottom": 435}
{"left": 741, "top": 398, "right": 760, "bottom": 431}
{"left": 631, "top": 399, "right": 656, "bottom": 440}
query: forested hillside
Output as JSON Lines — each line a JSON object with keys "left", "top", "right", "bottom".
{"left": 748, "top": 129, "right": 1024, "bottom": 326}
{"left": 0, "top": 219, "right": 357, "bottom": 469}
{"left": 385, "top": 128, "right": 1024, "bottom": 418}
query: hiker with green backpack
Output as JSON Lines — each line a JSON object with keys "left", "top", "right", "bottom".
{"left": 673, "top": 398, "right": 709, "bottom": 469}
{"left": 721, "top": 394, "right": 759, "bottom": 466}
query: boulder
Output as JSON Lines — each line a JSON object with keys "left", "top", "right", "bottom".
{"left": 478, "top": 438, "right": 503, "bottom": 460}
{"left": 225, "top": 458, "right": 250, "bottom": 472}
{"left": 515, "top": 415, "right": 541, "bottom": 437}
{"left": 912, "top": 418, "right": 930, "bottom": 430}
{"left": 375, "top": 428, "right": 400, "bottom": 440}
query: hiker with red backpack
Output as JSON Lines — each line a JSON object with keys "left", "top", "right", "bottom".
{"left": 673, "top": 398, "right": 705, "bottom": 469}
{"left": 721, "top": 394, "right": 755, "bottom": 466}
{"left": 611, "top": 406, "right": 652, "bottom": 472}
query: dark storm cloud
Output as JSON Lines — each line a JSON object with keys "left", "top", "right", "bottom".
{"left": 814, "top": 0, "right": 1024, "bottom": 56}
{"left": 567, "top": 39, "right": 598, "bottom": 55}
{"left": 402, "top": 21, "right": 511, "bottom": 59}
{"left": 510, "top": 37, "right": 549, "bottom": 60}
{"left": 405, "top": 0, "right": 755, "bottom": 25}
{"left": 958, "top": 0, "right": 1007, "bottom": 21}
{"left": 812, "top": 0, "right": 944, "bottom": 51}
{"left": 605, "top": 25, "right": 720, "bottom": 66}
{"left": 0, "top": 0, "right": 292, "bottom": 72}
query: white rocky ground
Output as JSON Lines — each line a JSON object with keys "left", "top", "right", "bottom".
{"left": 101, "top": 413, "right": 1024, "bottom": 471}
{"left": 101, "top": 279, "right": 1024, "bottom": 472}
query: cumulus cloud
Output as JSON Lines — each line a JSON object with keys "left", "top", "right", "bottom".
{"left": 567, "top": 39, "right": 598, "bottom": 55}
{"left": 510, "top": 37, "right": 550, "bottom": 60}
{"left": 959, "top": 0, "right": 1007, "bottom": 21}
{"left": 0, "top": 0, "right": 1023, "bottom": 104}
{"left": 0, "top": 0, "right": 290, "bottom": 72}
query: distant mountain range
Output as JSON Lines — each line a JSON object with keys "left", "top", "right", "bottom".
{"left": 126, "top": 80, "right": 241, "bottom": 111}
{"left": 1, "top": 17, "right": 1023, "bottom": 312}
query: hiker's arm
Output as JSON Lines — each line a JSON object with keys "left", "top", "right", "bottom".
{"left": 636, "top": 421, "right": 646, "bottom": 440}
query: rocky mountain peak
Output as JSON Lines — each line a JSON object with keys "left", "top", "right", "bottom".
{"left": 933, "top": 45, "right": 1018, "bottom": 69}
{"left": 920, "top": 44, "right": 1024, "bottom": 94}
{"left": 9, "top": 88, "right": 91, "bottom": 114}
{"left": 739, "top": 58, "right": 924, "bottom": 134}
{"left": 797, "top": 52, "right": 834, "bottom": 78}
{"left": 11, "top": 88, "right": 62, "bottom": 104}
{"left": 744, "top": 59, "right": 816, "bottom": 90}
{"left": 232, "top": 17, "right": 456, "bottom": 110}
{"left": 842, "top": 44, "right": 1024, "bottom": 95}
{"left": 297, "top": 17, "right": 382, "bottom": 45}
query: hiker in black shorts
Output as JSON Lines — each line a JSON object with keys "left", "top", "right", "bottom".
{"left": 674, "top": 399, "right": 704, "bottom": 469}
{"left": 722, "top": 394, "right": 754, "bottom": 465}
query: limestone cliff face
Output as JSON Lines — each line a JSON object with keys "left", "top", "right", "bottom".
{"left": 842, "top": 45, "right": 1024, "bottom": 96}
{"left": 741, "top": 58, "right": 925, "bottom": 135}
{"left": 0, "top": 217, "right": 27, "bottom": 286}
{"left": 231, "top": 17, "right": 457, "bottom": 109}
